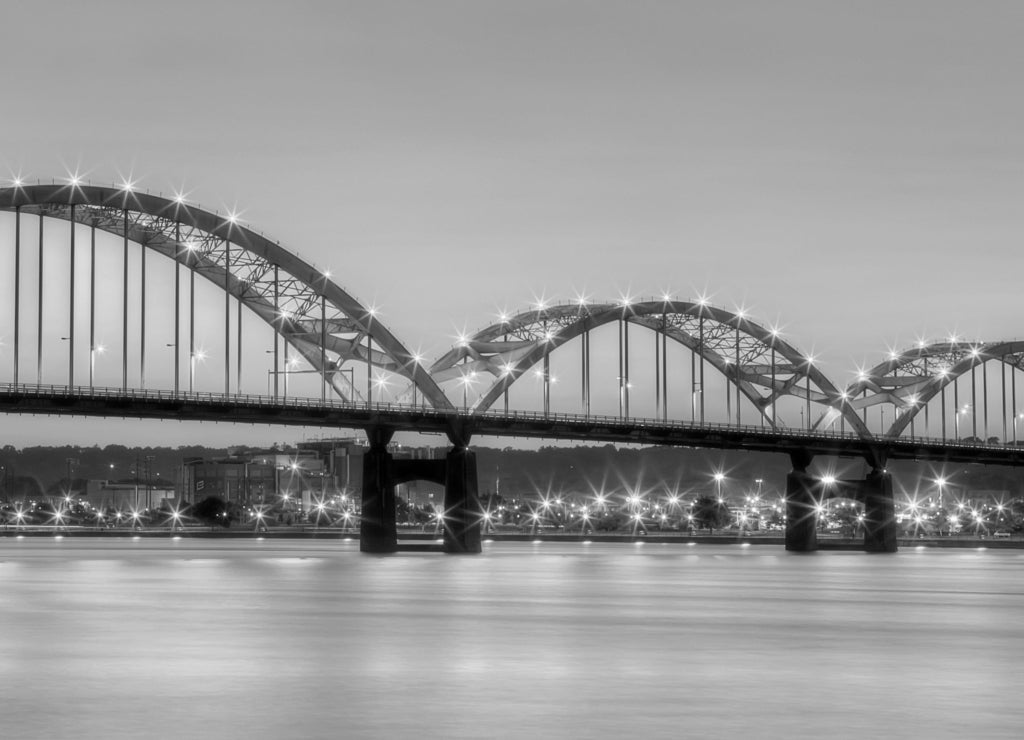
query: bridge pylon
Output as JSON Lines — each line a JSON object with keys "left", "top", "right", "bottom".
{"left": 442, "top": 445, "right": 483, "bottom": 554}
{"left": 785, "top": 449, "right": 818, "bottom": 552}
{"left": 360, "top": 427, "right": 398, "bottom": 554}
{"left": 862, "top": 467, "right": 898, "bottom": 553}
{"left": 358, "top": 422, "right": 483, "bottom": 554}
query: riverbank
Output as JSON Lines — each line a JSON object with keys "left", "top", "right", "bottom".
{"left": 2, "top": 527, "right": 1021, "bottom": 548}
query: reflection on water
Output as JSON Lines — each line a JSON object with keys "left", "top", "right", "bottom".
{"left": 1, "top": 539, "right": 1021, "bottom": 739}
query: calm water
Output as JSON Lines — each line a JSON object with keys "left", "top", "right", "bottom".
{"left": 1, "top": 538, "right": 1021, "bottom": 739}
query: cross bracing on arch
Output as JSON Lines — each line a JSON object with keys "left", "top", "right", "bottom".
{"left": 426, "top": 298, "right": 870, "bottom": 436}
{"left": 836, "top": 340, "right": 1024, "bottom": 439}
{"left": 0, "top": 183, "right": 451, "bottom": 409}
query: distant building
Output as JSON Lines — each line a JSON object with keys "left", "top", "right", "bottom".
{"left": 177, "top": 439, "right": 447, "bottom": 510}
{"left": 82, "top": 480, "right": 176, "bottom": 510}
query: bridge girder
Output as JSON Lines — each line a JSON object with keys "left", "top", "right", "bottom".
{"left": 0, "top": 183, "right": 452, "bottom": 409}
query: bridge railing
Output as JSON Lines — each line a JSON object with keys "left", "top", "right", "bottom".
{"left": 1, "top": 382, "right": 1020, "bottom": 452}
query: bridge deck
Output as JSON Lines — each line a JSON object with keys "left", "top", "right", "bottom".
{"left": 2, "top": 383, "right": 1023, "bottom": 466}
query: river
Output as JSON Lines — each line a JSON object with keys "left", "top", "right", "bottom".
{"left": 1, "top": 538, "right": 1021, "bottom": 739}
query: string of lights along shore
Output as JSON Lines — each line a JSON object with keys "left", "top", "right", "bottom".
{"left": 2, "top": 173, "right": 1023, "bottom": 445}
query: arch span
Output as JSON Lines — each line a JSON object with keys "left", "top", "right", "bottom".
{"left": 843, "top": 340, "right": 1024, "bottom": 438}
{"left": 428, "top": 299, "right": 871, "bottom": 436}
{"left": 0, "top": 183, "right": 451, "bottom": 409}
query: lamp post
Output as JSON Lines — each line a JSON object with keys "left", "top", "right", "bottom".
{"left": 955, "top": 404, "right": 971, "bottom": 440}
{"left": 90, "top": 344, "right": 104, "bottom": 388}
{"left": 907, "top": 395, "right": 919, "bottom": 440}
{"left": 935, "top": 477, "right": 946, "bottom": 509}
{"left": 190, "top": 350, "right": 205, "bottom": 393}
{"left": 264, "top": 349, "right": 275, "bottom": 397}
{"left": 713, "top": 472, "right": 725, "bottom": 503}
{"left": 461, "top": 371, "right": 477, "bottom": 412}
{"left": 285, "top": 357, "right": 301, "bottom": 398}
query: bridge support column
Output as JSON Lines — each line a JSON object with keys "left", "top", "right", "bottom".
{"left": 785, "top": 450, "right": 818, "bottom": 552}
{"left": 360, "top": 428, "right": 397, "bottom": 554}
{"left": 862, "top": 469, "right": 898, "bottom": 553}
{"left": 442, "top": 446, "right": 482, "bottom": 554}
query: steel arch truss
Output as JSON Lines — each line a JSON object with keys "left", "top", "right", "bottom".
{"left": 842, "top": 340, "right": 1024, "bottom": 438}
{"left": 0, "top": 183, "right": 451, "bottom": 408}
{"left": 428, "top": 299, "right": 869, "bottom": 435}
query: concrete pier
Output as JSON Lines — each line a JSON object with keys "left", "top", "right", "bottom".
{"left": 862, "top": 469, "right": 898, "bottom": 553}
{"left": 785, "top": 469, "right": 819, "bottom": 552}
{"left": 359, "top": 429, "right": 398, "bottom": 554}
{"left": 442, "top": 447, "right": 482, "bottom": 554}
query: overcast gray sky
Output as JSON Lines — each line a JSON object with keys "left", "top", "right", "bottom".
{"left": 1, "top": 1, "right": 1022, "bottom": 446}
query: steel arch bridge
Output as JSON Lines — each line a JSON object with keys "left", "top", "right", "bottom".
{"left": 1, "top": 179, "right": 1023, "bottom": 449}
{"left": 1, "top": 182, "right": 450, "bottom": 409}
{"left": 3, "top": 178, "right": 1024, "bottom": 555}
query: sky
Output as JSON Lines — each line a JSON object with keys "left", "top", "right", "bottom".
{"left": 1, "top": 0, "right": 1022, "bottom": 447}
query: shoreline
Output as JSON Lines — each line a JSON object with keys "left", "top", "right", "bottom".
{"left": 1, "top": 527, "right": 1021, "bottom": 549}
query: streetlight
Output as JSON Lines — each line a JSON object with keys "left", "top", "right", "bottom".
{"left": 285, "top": 356, "right": 301, "bottom": 398}
{"left": 955, "top": 404, "right": 971, "bottom": 440}
{"left": 906, "top": 394, "right": 919, "bottom": 439}
{"left": 460, "top": 371, "right": 477, "bottom": 411}
{"left": 90, "top": 344, "right": 105, "bottom": 388}
{"left": 713, "top": 472, "right": 725, "bottom": 503}
{"left": 371, "top": 372, "right": 392, "bottom": 403}
{"left": 166, "top": 343, "right": 177, "bottom": 393}
{"left": 190, "top": 349, "right": 205, "bottom": 393}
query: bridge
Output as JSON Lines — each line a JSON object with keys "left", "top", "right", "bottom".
{"left": 3, "top": 179, "right": 1024, "bottom": 554}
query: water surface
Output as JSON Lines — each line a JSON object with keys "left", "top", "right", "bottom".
{"left": 1, "top": 539, "right": 1020, "bottom": 739}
